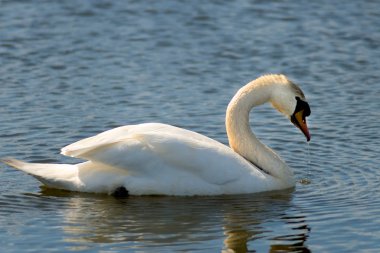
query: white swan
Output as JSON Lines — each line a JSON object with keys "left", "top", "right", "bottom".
{"left": 2, "top": 74, "right": 311, "bottom": 196}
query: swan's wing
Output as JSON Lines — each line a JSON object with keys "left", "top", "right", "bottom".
{"left": 62, "top": 123, "right": 220, "bottom": 159}
{"left": 61, "top": 125, "right": 135, "bottom": 158}
{"left": 61, "top": 123, "right": 260, "bottom": 186}
{"left": 61, "top": 123, "right": 172, "bottom": 157}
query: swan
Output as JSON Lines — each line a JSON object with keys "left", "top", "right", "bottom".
{"left": 2, "top": 74, "right": 311, "bottom": 196}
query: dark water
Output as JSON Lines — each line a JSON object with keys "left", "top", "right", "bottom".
{"left": 1, "top": 0, "right": 380, "bottom": 252}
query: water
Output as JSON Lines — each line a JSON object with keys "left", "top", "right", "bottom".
{"left": 1, "top": 0, "right": 379, "bottom": 252}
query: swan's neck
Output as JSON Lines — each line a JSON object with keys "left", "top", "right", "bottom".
{"left": 226, "top": 77, "right": 295, "bottom": 186}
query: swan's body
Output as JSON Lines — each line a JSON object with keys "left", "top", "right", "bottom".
{"left": 2, "top": 74, "right": 311, "bottom": 196}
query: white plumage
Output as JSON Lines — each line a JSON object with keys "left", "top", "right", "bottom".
{"left": 2, "top": 74, "right": 311, "bottom": 196}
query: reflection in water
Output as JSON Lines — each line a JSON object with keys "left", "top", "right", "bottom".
{"left": 39, "top": 188, "right": 311, "bottom": 252}
{"left": 269, "top": 216, "right": 311, "bottom": 253}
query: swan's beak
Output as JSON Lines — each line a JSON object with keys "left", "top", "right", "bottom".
{"left": 291, "top": 110, "right": 311, "bottom": 142}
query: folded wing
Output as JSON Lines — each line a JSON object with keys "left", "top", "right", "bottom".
{"left": 60, "top": 123, "right": 261, "bottom": 186}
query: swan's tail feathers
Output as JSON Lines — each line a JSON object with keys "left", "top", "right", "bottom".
{"left": 2, "top": 157, "right": 26, "bottom": 171}
{"left": 1, "top": 157, "right": 81, "bottom": 191}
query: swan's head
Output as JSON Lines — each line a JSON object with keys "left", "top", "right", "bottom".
{"left": 270, "top": 76, "right": 311, "bottom": 141}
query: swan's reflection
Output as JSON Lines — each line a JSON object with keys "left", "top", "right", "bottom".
{"left": 220, "top": 190, "right": 311, "bottom": 253}
{"left": 40, "top": 188, "right": 310, "bottom": 252}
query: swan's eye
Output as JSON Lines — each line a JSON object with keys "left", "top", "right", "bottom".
{"left": 294, "top": 97, "right": 311, "bottom": 117}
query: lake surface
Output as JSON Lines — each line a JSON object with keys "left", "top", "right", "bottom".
{"left": 1, "top": 0, "right": 380, "bottom": 252}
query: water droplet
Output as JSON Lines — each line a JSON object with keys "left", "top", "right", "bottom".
{"left": 301, "top": 141, "right": 312, "bottom": 184}
{"left": 307, "top": 141, "right": 311, "bottom": 167}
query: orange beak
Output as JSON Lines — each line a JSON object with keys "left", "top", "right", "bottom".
{"left": 291, "top": 110, "right": 311, "bottom": 142}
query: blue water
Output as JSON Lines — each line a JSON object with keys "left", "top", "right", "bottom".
{"left": 1, "top": 0, "right": 380, "bottom": 252}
